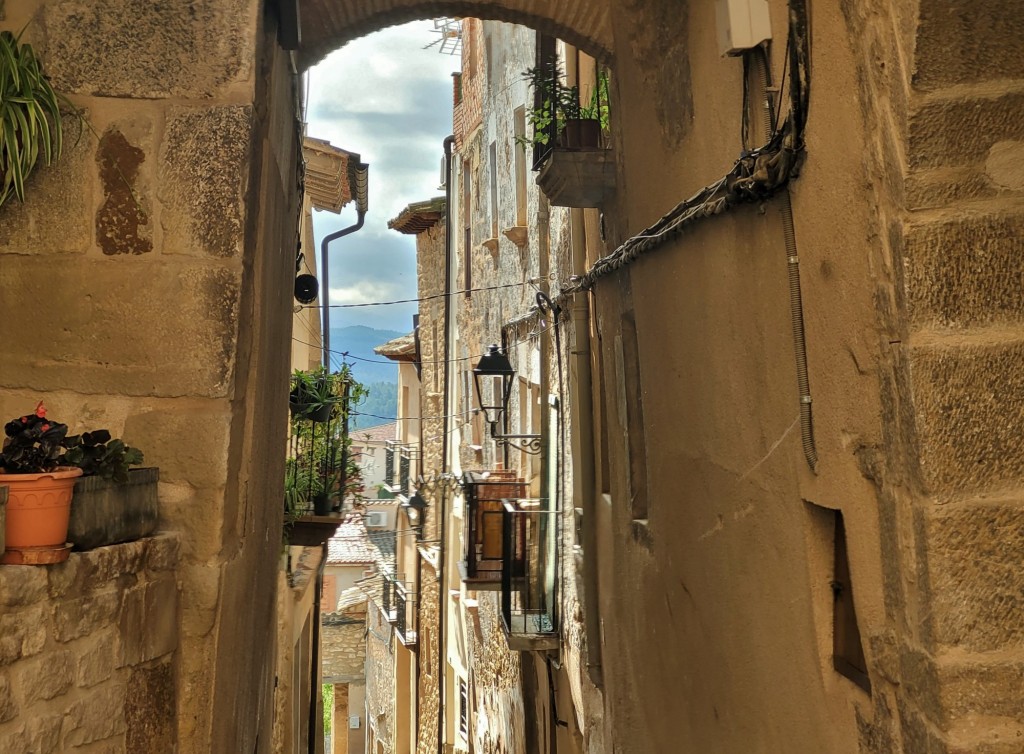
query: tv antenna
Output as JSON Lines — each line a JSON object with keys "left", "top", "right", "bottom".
{"left": 424, "top": 18, "right": 462, "bottom": 55}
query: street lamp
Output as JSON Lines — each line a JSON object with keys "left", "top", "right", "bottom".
{"left": 472, "top": 343, "right": 541, "bottom": 455}
{"left": 472, "top": 344, "right": 516, "bottom": 426}
{"left": 404, "top": 491, "right": 428, "bottom": 537}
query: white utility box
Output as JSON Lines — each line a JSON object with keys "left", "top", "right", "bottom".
{"left": 715, "top": 0, "right": 772, "bottom": 56}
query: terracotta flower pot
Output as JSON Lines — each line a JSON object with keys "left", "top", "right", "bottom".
{"left": 0, "top": 467, "right": 82, "bottom": 550}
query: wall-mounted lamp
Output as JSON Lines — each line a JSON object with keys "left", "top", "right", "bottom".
{"left": 472, "top": 344, "right": 541, "bottom": 455}
{"left": 472, "top": 344, "right": 515, "bottom": 426}
{"left": 404, "top": 491, "right": 428, "bottom": 535}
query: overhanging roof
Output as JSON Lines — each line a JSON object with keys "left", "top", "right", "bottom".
{"left": 388, "top": 197, "right": 446, "bottom": 235}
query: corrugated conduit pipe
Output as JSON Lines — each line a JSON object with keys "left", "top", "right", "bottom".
{"left": 752, "top": 45, "right": 818, "bottom": 471}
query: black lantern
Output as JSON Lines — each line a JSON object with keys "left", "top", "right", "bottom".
{"left": 405, "top": 491, "right": 428, "bottom": 535}
{"left": 472, "top": 344, "right": 516, "bottom": 427}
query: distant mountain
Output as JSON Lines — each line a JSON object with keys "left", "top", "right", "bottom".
{"left": 329, "top": 325, "right": 404, "bottom": 385}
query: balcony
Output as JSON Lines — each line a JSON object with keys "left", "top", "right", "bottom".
{"left": 383, "top": 441, "right": 420, "bottom": 499}
{"left": 459, "top": 471, "right": 527, "bottom": 590}
{"left": 381, "top": 571, "right": 418, "bottom": 649}
{"left": 500, "top": 500, "right": 559, "bottom": 651}
{"left": 283, "top": 377, "right": 353, "bottom": 546}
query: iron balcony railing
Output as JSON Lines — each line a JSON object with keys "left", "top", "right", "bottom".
{"left": 501, "top": 500, "right": 558, "bottom": 647}
{"left": 393, "top": 579, "right": 418, "bottom": 648}
{"left": 461, "top": 470, "right": 527, "bottom": 587}
{"left": 384, "top": 441, "right": 420, "bottom": 497}
{"left": 384, "top": 442, "right": 395, "bottom": 488}
{"left": 399, "top": 443, "right": 421, "bottom": 498}
{"left": 381, "top": 571, "right": 418, "bottom": 647}
{"left": 284, "top": 390, "right": 350, "bottom": 519}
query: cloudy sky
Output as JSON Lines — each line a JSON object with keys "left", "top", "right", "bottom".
{"left": 305, "top": 22, "right": 460, "bottom": 335}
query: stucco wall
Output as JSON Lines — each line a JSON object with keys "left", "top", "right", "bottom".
{"left": 0, "top": 536, "right": 179, "bottom": 751}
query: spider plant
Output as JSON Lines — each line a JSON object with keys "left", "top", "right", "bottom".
{"left": 0, "top": 29, "right": 75, "bottom": 208}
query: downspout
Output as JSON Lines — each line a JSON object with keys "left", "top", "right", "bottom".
{"left": 439, "top": 134, "right": 455, "bottom": 754}
{"left": 308, "top": 541, "right": 329, "bottom": 753}
{"left": 568, "top": 208, "right": 602, "bottom": 687}
{"left": 750, "top": 45, "right": 818, "bottom": 471}
{"left": 321, "top": 163, "right": 369, "bottom": 368}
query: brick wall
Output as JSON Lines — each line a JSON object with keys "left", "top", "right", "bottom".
{"left": 0, "top": 535, "right": 180, "bottom": 751}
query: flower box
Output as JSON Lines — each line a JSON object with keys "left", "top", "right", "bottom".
{"left": 69, "top": 467, "right": 159, "bottom": 551}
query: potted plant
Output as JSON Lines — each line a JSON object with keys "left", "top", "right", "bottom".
{"left": 516, "top": 65, "right": 609, "bottom": 151}
{"left": 62, "top": 429, "right": 154, "bottom": 551}
{"left": 289, "top": 366, "right": 343, "bottom": 422}
{"left": 0, "top": 402, "right": 82, "bottom": 564}
{"left": 0, "top": 29, "right": 78, "bottom": 209}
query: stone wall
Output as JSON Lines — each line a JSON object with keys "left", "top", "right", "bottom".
{"left": 0, "top": 3, "right": 300, "bottom": 751}
{"left": 323, "top": 608, "right": 367, "bottom": 683}
{"left": 364, "top": 604, "right": 395, "bottom": 753}
{"left": 0, "top": 535, "right": 179, "bottom": 752}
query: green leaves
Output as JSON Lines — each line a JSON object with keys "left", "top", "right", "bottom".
{"left": 61, "top": 430, "right": 144, "bottom": 483}
{"left": 0, "top": 29, "right": 75, "bottom": 209}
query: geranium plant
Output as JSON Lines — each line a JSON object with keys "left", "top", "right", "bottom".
{"left": 0, "top": 402, "right": 70, "bottom": 473}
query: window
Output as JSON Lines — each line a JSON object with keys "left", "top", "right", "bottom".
{"left": 489, "top": 140, "right": 499, "bottom": 239}
{"left": 513, "top": 107, "right": 528, "bottom": 226}
{"left": 459, "top": 677, "right": 469, "bottom": 738}
{"left": 614, "top": 311, "right": 648, "bottom": 522}
{"left": 833, "top": 510, "right": 870, "bottom": 692}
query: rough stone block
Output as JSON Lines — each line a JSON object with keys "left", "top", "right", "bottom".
{"left": 77, "top": 631, "right": 116, "bottom": 688}
{"left": 939, "top": 658, "right": 1024, "bottom": 727}
{"left": 0, "top": 567, "right": 48, "bottom": 607}
{"left": 124, "top": 410, "right": 233, "bottom": 491}
{"left": 77, "top": 539, "right": 148, "bottom": 583}
{"left": 124, "top": 660, "right": 174, "bottom": 752}
{"left": 27, "top": 713, "right": 63, "bottom": 754}
{"left": 159, "top": 106, "right": 253, "bottom": 259}
{"left": 920, "top": 504, "right": 1024, "bottom": 651}
{"left": 145, "top": 533, "right": 181, "bottom": 572}
{"left": 0, "top": 257, "right": 241, "bottom": 398}
{"left": 909, "top": 92, "right": 1024, "bottom": 170}
{"left": 53, "top": 590, "right": 122, "bottom": 643}
{"left": 0, "top": 607, "right": 47, "bottom": 666}
{"left": 62, "top": 682, "right": 126, "bottom": 747}
{"left": 148, "top": 483, "right": 226, "bottom": 559}
{"left": 909, "top": 343, "right": 1024, "bottom": 494}
{"left": 0, "top": 127, "right": 93, "bottom": 255}
{"left": 0, "top": 673, "right": 17, "bottom": 723}
{"left": 18, "top": 651, "right": 73, "bottom": 703}
{"left": 914, "top": 0, "right": 1024, "bottom": 92}
{"left": 0, "top": 726, "right": 27, "bottom": 751}
{"left": 904, "top": 212, "right": 1024, "bottom": 328}
{"left": 118, "top": 578, "right": 179, "bottom": 666}
{"left": 42, "top": 0, "right": 256, "bottom": 98}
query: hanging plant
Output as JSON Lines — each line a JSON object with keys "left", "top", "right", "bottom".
{"left": 0, "top": 29, "right": 75, "bottom": 208}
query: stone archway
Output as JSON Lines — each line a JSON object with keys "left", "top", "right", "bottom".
{"left": 296, "top": 0, "right": 613, "bottom": 67}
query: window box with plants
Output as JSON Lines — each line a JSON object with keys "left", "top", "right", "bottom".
{"left": 518, "top": 65, "right": 615, "bottom": 209}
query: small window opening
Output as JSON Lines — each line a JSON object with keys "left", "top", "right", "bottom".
{"left": 832, "top": 511, "right": 870, "bottom": 693}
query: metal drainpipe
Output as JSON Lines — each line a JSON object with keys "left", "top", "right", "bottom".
{"left": 308, "top": 541, "right": 329, "bottom": 754}
{"left": 750, "top": 45, "right": 818, "bottom": 471}
{"left": 321, "top": 163, "right": 369, "bottom": 368}
{"left": 439, "top": 134, "right": 455, "bottom": 754}
{"left": 568, "top": 208, "right": 603, "bottom": 687}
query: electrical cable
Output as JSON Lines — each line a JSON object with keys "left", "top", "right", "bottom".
{"left": 300, "top": 278, "right": 548, "bottom": 309}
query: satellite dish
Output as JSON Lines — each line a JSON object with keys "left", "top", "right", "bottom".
{"left": 294, "top": 274, "right": 319, "bottom": 304}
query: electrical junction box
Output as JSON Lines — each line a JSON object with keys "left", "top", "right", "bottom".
{"left": 715, "top": 0, "right": 772, "bottom": 56}
{"left": 349, "top": 715, "right": 361, "bottom": 730}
